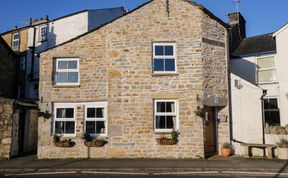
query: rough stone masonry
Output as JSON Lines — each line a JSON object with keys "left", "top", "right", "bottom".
{"left": 38, "top": 0, "right": 229, "bottom": 159}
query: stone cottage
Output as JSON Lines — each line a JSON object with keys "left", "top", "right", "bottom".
{"left": 38, "top": 0, "right": 230, "bottom": 159}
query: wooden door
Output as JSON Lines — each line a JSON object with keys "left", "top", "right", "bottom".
{"left": 204, "top": 107, "right": 216, "bottom": 154}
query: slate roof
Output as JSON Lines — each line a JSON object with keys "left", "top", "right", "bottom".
{"left": 232, "top": 33, "right": 276, "bottom": 57}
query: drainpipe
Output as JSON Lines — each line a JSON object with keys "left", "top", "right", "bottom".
{"left": 261, "top": 89, "right": 267, "bottom": 156}
{"left": 28, "top": 26, "right": 36, "bottom": 81}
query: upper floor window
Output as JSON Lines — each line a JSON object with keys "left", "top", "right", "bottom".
{"left": 264, "top": 98, "right": 280, "bottom": 126}
{"left": 54, "top": 103, "right": 76, "bottom": 137}
{"left": 39, "top": 25, "right": 48, "bottom": 41}
{"left": 12, "top": 33, "right": 20, "bottom": 49}
{"left": 153, "top": 43, "right": 176, "bottom": 73}
{"left": 154, "top": 99, "right": 178, "bottom": 132}
{"left": 257, "top": 56, "right": 276, "bottom": 83}
{"left": 55, "top": 58, "right": 79, "bottom": 85}
{"left": 85, "top": 102, "right": 108, "bottom": 137}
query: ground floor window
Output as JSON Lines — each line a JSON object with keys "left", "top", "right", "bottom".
{"left": 154, "top": 99, "right": 178, "bottom": 132}
{"left": 264, "top": 98, "right": 280, "bottom": 126}
{"left": 85, "top": 102, "right": 108, "bottom": 136}
{"left": 53, "top": 103, "right": 76, "bottom": 137}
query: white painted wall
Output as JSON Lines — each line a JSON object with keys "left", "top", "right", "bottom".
{"left": 230, "top": 52, "right": 283, "bottom": 155}
{"left": 230, "top": 71, "right": 263, "bottom": 155}
{"left": 274, "top": 28, "right": 288, "bottom": 126}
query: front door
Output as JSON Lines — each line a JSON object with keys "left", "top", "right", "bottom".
{"left": 204, "top": 107, "right": 216, "bottom": 155}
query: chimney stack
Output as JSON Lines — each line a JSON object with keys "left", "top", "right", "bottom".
{"left": 228, "top": 12, "right": 246, "bottom": 53}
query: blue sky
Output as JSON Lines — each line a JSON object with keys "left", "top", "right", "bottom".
{"left": 0, "top": 0, "right": 287, "bottom": 37}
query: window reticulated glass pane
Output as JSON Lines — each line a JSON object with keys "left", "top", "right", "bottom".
{"left": 87, "top": 108, "right": 96, "bottom": 118}
{"left": 258, "top": 57, "right": 275, "bottom": 69}
{"left": 166, "top": 102, "right": 175, "bottom": 112}
{"left": 56, "top": 108, "right": 65, "bottom": 118}
{"left": 157, "top": 102, "right": 166, "bottom": 112}
{"left": 58, "top": 61, "right": 68, "bottom": 69}
{"left": 165, "top": 59, "right": 175, "bottom": 71}
{"left": 264, "top": 99, "right": 278, "bottom": 110}
{"left": 68, "top": 72, "right": 78, "bottom": 83}
{"left": 156, "top": 116, "right": 166, "bottom": 129}
{"left": 56, "top": 108, "right": 73, "bottom": 118}
{"left": 96, "top": 121, "right": 105, "bottom": 133}
{"left": 154, "top": 59, "right": 164, "bottom": 71}
{"left": 65, "top": 108, "right": 74, "bottom": 118}
{"left": 166, "top": 116, "right": 174, "bottom": 129}
{"left": 55, "top": 121, "right": 64, "bottom": 134}
{"left": 258, "top": 70, "right": 276, "bottom": 83}
{"left": 165, "top": 46, "right": 174, "bottom": 56}
{"left": 96, "top": 108, "right": 104, "bottom": 118}
{"left": 65, "top": 121, "right": 75, "bottom": 134}
{"left": 86, "top": 121, "right": 96, "bottom": 134}
{"left": 68, "top": 61, "right": 77, "bottom": 69}
{"left": 265, "top": 111, "right": 280, "bottom": 126}
{"left": 155, "top": 46, "right": 164, "bottom": 55}
{"left": 57, "top": 72, "right": 68, "bottom": 83}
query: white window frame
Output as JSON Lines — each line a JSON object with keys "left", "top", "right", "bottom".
{"left": 256, "top": 55, "right": 277, "bottom": 84}
{"left": 12, "top": 33, "right": 20, "bottom": 49}
{"left": 39, "top": 25, "right": 48, "bottom": 42}
{"left": 53, "top": 103, "right": 77, "bottom": 137}
{"left": 153, "top": 43, "right": 177, "bottom": 74}
{"left": 154, "top": 99, "right": 179, "bottom": 133}
{"left": 55, "top": 58, "right": 80, "bottom": 86}
{"left": 84, "top": 102, "right": 108, "bottom": 137}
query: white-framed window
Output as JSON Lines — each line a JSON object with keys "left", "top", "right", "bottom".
{"left": 85, "top": 102, "right": 108, "bottom": 137}
{"left": 153, "top": 43, "right": 177, "bottom": 73}
{"left": 53, "top": 103, "right": 76, "bottom": 137}
{"left": 12, "top": 33, "right": 20, "bottom": 49}
{"left": 257, "top": 56, "right": 276, "bottom": 83}
{"left": 264, "top": 98, "right": 280, "bottom": 126}
{"left": 55, "top": 58, "right": 79, "bottom": 85}
{"left": 39, "top": 25, "right": 48, "bottom": 41}
{"left": 154, "top": 99, "right": 179, "bottom": 132}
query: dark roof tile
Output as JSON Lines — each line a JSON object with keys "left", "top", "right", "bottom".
{"left": 232, "top": 33, "right": 276, "bottom": 57}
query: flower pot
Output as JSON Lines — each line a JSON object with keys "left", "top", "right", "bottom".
{"left": 220, "top": 148, "right": 231, "bottom": 157}
{"left": 156, "top": 138, "right": 177, "bottom": 145}
{"left": 85, "top": 140, "right": 107, "bottom": 147}
{"left": 54, "top": 140, "right": 74, "bottom": 147}
{"left": 277, "top": 148, "right": 288, "bottom": 159}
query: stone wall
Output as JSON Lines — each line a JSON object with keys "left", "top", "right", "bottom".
{"left": 0, "top": 99, "right": 16, "bottom": 159}
{"left": 38, "top": 0, "right": 229, "bottom": 159}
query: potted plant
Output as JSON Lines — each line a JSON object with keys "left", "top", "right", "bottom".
{"left": 156, "top": 130, "right": 179, "bottom": 145}
{"left": 220, "top": 142, "right": 233, "bottom": 157}
{"left": 277, "top": 138, "right": 288, "bottom": 159}
{"left": 53, "top": 135, "right": 74, "bottom": 147}
{"left": 84, "top": 133, "right": 108, "bottom": 147}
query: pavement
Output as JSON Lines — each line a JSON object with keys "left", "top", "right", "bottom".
{"left": 1, "top": 155, "right": 288, "bottom": 177}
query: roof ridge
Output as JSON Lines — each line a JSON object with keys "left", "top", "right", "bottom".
{"left": 244, "top": 33, "right": 274, "bottom": 39}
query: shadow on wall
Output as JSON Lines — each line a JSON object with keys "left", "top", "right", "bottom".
{"left": 230, "top": 58, "right": 258, "bottom": 85}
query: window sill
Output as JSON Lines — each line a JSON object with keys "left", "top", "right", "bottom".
{"left": 53, "top": 84, "right": 80, "bottom": 88}
{"left": 152, "top": 73, "right": 179, "bottom": 77}
{"left": 154, "top": 130, "right": 174, "bottom": 134}
{"left": 257, "top": 81, "right": 279, "bottom": 85}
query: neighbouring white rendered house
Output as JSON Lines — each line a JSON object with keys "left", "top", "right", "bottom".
{"left": 230, "top": 14, "right": 288, "bottom": 155}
